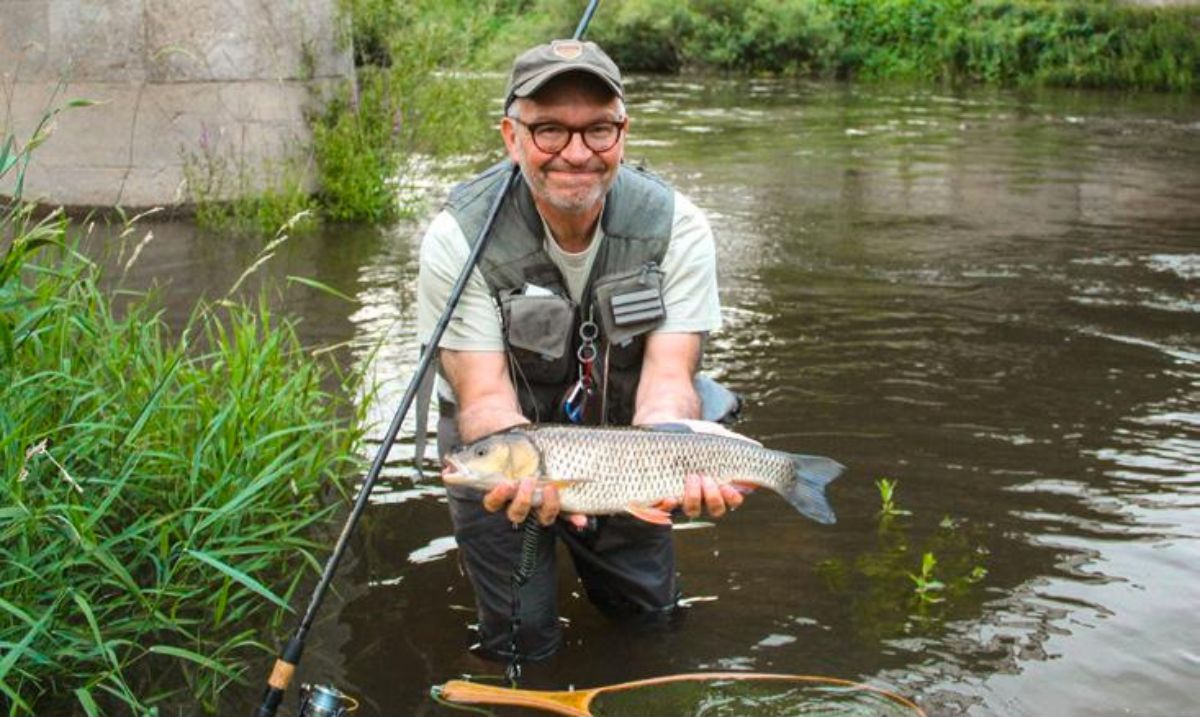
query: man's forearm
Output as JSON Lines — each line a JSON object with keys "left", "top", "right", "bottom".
{"left": 456, "top": 402, "right": 528, "bottom": 444}
{"left": 632, "top": 391, "right": 700, "bottom": 425}
{"left": 632, "top": 332, "right": 703, "bottom": 425}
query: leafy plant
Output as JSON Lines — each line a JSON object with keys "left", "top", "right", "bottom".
{"left": 875, "top": 477, "right": 912, "bottom": 520}
{"left": 909, "top": 551, "right": 946, "bottom": 604}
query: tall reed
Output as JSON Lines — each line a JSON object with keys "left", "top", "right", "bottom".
{"left": 2, "top": 114, "right": 367, "bottom": 715}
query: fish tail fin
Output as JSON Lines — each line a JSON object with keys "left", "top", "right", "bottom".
{"left": 784, "top": 454, "right": 844, "bottom": 524}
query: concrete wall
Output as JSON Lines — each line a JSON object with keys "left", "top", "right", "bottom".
{"left": 0, "top": 0, "right": 354, "bottom": 209}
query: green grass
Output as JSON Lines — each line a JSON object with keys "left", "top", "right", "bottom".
{"left": 181, "top": 132, "right": 319, "bottom": 239}
{"left": 3, "top": 118, "right": 368, "bottom": 715}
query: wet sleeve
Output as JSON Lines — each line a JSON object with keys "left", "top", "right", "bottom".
{"left": 416, "top": 211, "right": 505, "bottom": 351}
{"left": 655, "top": 191, "right": 723, "bottom": 334}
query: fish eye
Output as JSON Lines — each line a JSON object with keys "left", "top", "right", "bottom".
{"left": 473, "top": 445, "right": 488, "bottom": 457}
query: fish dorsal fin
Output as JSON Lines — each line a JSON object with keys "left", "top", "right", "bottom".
{"left": 670, "top": 419, "right": 763, "bottom": 446}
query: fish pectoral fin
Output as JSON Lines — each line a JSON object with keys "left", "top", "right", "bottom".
{"left": 731, "top": 480, "right": 759, "bottom": 494}
{"left": 625, "top": 504, "right": 673, "bottom": 526}
{"left": 541, "top": 477, "right": 591, "bottom": 490}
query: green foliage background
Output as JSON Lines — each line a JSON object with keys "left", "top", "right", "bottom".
{"left": 304, "top": 0, "right": 1197, "bottom": 224}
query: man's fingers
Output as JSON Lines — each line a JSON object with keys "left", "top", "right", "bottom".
{"left": 683, "top": 474, "right": 702, "bottom": 518}
{"left": 566, "top": 513, "right": 589, "bottom": 530}
{"left": 505, "top": 477, "right": 536, "bottom": 524}
{"left": 481, "top": 482, "right": 516, "bottom": 513}
{"left": 702, "top": 475, "right": 725, "bottom": 518}
{"left": 538, "top": 483, "right": 561, "bottom": 526}
{"left": 720, "top": 484, "right": 744, "bottom": 511}
{"left": 654, "top": 497, "right": 680, "bottom": 512}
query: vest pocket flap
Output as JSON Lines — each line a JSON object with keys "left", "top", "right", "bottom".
{"left": 611, "top": 288, "right": 664, "bottom": 326}
{"left": 502, "top": 293, "right": 575, "bottom": 360}
{"left": 594, "top": 263, "right": 665, "bottom": 346}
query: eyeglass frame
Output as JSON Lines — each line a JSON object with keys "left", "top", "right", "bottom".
{"left": 508, "top": 116, "right": 628, "bottom": 154}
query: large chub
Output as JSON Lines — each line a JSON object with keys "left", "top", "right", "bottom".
{"left": 783, "top": 454, "right": 844, "bottom": 524}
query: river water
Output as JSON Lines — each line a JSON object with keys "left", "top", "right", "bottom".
{"left": 124, "top": 78, "right": 1198, "bottom": 716}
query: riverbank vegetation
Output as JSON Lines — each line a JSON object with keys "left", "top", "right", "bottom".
{"left": 296, "top": 0, "right": 1197, "bottom": 226}
{"left": 583, "top": 0, "right": 1199, "bottom": 90}
{"left": 2, "top": 124, "right": 367, "bottom": 714}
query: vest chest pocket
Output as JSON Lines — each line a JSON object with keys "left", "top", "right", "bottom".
{"left": 500, "top": 291, "right": 575, "bottom": 383}
{"left": 592, "top": 263, "right": 665, "bottom": 368}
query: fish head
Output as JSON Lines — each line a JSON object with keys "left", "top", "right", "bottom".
{"left": 442, "top": 431, "right": 542, "bottom": 491}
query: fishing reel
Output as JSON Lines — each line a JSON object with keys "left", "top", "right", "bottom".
{"left": 295, "top": 683, "right": 358, "bottom": 717}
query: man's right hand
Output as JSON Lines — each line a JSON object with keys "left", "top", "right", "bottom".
{"left": 481, "top": 477, "right": 589, "bottom": 529}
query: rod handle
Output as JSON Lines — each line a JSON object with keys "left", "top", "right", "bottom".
{"left": 252, "top": 637, "right": 304, "bottom": 717}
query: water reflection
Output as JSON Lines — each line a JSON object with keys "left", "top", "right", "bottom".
{"left": 92, "top": 78, "right": 1199, "bottom": 716}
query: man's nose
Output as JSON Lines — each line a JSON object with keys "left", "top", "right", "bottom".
{"left": 558, "top": 130, "right": 594, "bottom": 164}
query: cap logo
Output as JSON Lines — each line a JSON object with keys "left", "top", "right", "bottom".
{"left": 551, "top": 40, "right": 583, "bottom": 60}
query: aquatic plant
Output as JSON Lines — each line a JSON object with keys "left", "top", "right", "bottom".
{"left": 875, "top": 477, "right": 912, "bottom": 520}
{"left": 909, "top": 552, "right": 946, "bottom": 604}
{"left": 2, "top": 120, "right": 367, "bottom": 715}
{"left": 816, "top": 499, "right": 990, "bottom": 640}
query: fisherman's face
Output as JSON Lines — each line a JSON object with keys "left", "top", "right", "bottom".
{"left": 501, "top": 75, "right": 626, "bottom": 217}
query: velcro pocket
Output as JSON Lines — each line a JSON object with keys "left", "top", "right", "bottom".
{"left": 593, "top": 263, "right": 666, "bottom": 347}
{"left": 501, "top": 291, "right": 576, "bottom": 385}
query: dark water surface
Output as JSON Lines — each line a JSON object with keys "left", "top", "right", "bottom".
{"left": 122, "top": 79, "right": 1198, "bottom": 716}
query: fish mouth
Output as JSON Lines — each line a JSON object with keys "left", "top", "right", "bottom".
{"left": 441, "top": 457, "right": 471, "bottom": 485}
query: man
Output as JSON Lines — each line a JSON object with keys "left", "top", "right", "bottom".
{"left": 416, "top": 39, "right": 741, "bottom": 661}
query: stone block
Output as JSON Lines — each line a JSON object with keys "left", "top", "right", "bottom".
{"left": 144, "top": 0, "right": 352, "bottom": 83}
{"left": 47, "top": 0, "right": 146, "bottom": 82}
{"left": 129, "top": 81, "right": 311, "bottom": 164}
{"left": 9, "top": 163, "right": 130, "bottom": 207}
{"left": 118, "top": 164, "right": 187, "bottom": 208}
{"left": 2, "top": 82, "right": 141, "bottom": 169}
{"left": 0, "top": 2, "right": 51, "bottom": 81}
{"left": 1, "top": 0, "right": 353, "bottom": 208}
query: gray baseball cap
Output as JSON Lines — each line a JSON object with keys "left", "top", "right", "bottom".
{"left": 504, "top": 39, "right": 623, "bottom": 110}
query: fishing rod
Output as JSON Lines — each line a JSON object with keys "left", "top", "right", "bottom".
{"left": 251, "top": 2, "right": 602, "bottom": 715}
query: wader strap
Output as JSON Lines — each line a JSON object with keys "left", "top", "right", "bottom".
{"left": 413, "top": 346, "right": 437, "bottom": 474}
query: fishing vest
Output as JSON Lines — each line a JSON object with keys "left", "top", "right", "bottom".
{"left": 444, "top": 160, "right": 675, "bottom": 426}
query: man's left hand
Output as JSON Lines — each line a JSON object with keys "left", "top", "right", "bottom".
{"left": 655, "top": 473, "right": 744, "bottom": 519}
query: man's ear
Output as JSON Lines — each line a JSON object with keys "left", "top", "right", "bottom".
{"left": 500, "top": 117, "right": 520, "bottom": 162}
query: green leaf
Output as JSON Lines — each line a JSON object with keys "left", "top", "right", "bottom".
{"left": 75, "top": 686, "right": 101, "bottom": 717}
{"left": 148, "top": 644, "right": 238, "bottom": 676}
{"left": 286, "top": 275, "right": 355, "bottom": 303}
{"left": 0, "top": 135, "right": 15, "bottom": 177}
{"left": 0, "top": 601, "right": 55, "bottom": 713}
{"left": 184, "top": 549, "right": 291, "bottom": 611}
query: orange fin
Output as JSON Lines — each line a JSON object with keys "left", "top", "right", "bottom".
{"left": 625, "top": 504, "right": 673, "bottom": 525}
{"left": 731, "top": 480, "right": 759, "bottom": 494}
{"left": 541, "top": 478, "right": 590, "bottom": 490}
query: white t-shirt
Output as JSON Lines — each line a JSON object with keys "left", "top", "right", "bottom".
{"left": 416, "top": 190, "right": 722, "bottom": 351}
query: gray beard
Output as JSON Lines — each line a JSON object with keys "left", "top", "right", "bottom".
{"left": 519, "top": 163, "right": 609, "bottom": 216}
